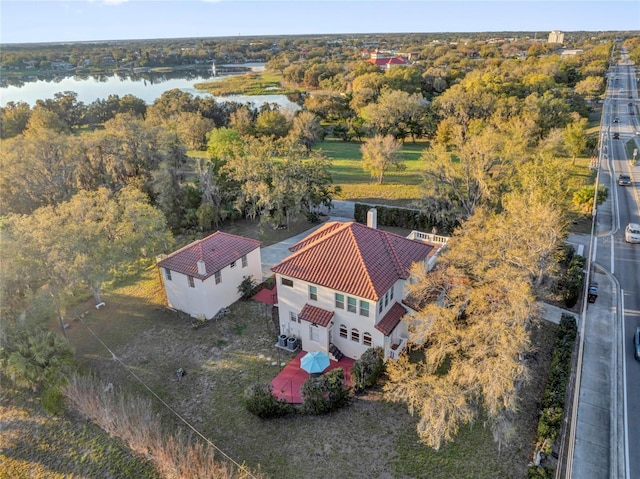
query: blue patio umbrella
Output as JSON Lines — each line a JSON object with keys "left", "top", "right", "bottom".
{"left": 300, "top": 351, "right": 330, "bottom": 374}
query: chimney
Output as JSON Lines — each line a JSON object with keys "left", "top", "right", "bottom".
{"left": 367, "top": 208, "right": 377, "bottom": 229}
{"left": 197, "top": 259, "right": 207, "bottom": 276}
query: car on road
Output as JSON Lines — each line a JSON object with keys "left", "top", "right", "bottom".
{"left": 613, "top": 117, "right": 619, "bottom": 123}
{"left": 618, "top": 174, "right": 632, "bottom": 186}
{"left": 629, "top": 102, "right": 634, "bottom": 106}
{"left": 625, "top": 223, "right": 640, "bottom": 243}
{"left": 613, "top": 132, "right": 620, "bottom": 139}
{"left": 635, "top": 327, "right": 640, "bottom": 360}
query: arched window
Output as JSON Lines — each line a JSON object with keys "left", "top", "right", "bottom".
{"left": 363, "top": 332, "right": 372, "bottom": 347}
{"left": 351, "top": 328, "right": 360, "bottom": 343}
{"left": 339, "top": 324, "right": 347, "bottom": 338}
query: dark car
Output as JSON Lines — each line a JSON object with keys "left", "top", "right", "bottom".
{"left": 635, "top": 327, "right": 640, "bottom": 360}
{"left": 629, "top": 102, "right": 633, "bottom": 106}
{"left": 614, "top": 117, "right": 619, "bottom": 123}
{"left": 613, "top": 132, "right": 620, "bottom": 139}
{"left": 618, "top": 174, "right": 632, "bottom": 186}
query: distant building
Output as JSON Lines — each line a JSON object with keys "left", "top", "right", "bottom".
{"left": 548, "top": 30, "right": 565, "bottom": 44}
{"left": 366, "top": 49, "right": 408, "bottom": 70}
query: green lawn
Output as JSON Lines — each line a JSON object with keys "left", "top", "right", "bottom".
{"left": 316, "top": 138, "right": 428, "bottom": 206}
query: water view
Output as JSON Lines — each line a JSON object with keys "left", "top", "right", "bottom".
{"left": 0, "top": 72, "right": 299, "bottom": 110}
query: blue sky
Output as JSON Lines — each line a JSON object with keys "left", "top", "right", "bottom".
{"left": 1, "top": 1, "right": 638, "bottom": 44}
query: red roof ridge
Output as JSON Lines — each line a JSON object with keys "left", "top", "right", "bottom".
{"left": 348, "top": 223, "right": 378, "bottom": 300}
{"left": 289, "top": 221, "right": 347, "bottom": 253}
{"left": 379, "top": 229, "right": 405, "bottom": 280}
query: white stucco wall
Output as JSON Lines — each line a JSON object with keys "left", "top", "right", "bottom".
{"left": 162, "top": 248, "right": 262, "bottom": 319}
{"left": 275, "top": 273, "right": 407, "bottom": 360}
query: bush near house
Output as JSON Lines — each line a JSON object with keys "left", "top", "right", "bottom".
{"left": 528, "top": 313, "right": 577, "bottom": 478}
{"left": 243, "top": 384, "right": 295, "bottom": 418}
{"left": 301, "top": 368, "right": 350, "bottom": 415}
{"left": 351, "top": 347, "right": 385, "bottom": 392}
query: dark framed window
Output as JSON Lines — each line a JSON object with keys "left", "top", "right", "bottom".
{"left": 351, "top": 328, "right": 360, "bottom": 343}
{"left": 230, "top": 261, "right": 236, "bottom": 268}
{"left": 241, "top": 255, "right": 248, "bottom": 267}
{"left": 363, "top": 332, "right": 372, "bottom": 347}
{"left": 347, "top": 297, "right": 357, "bottom": 313}
{"left": 281, "top": 278, "right": 293, "bottom": 287}
{"left": 188, "top": 276, "right": 195, "bottom": 288}
{"left": 335, "top": 293, "right": 344, "bottom": 309}
{"left": 165, "top": 268, "right": 172, "bottom": 281}
{"left": 309, "top": 285, "right": 318, "bottom": 301}
{"left": 339, "top": 324, "right": 347, "bottom": 338}
{"left": 214, "top": 271, "right": 221, "bottom": 284}
{"left": 359, "top": 300, "right": 369, "bottom": 317}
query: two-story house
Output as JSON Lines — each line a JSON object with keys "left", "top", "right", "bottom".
{"left": 272, "top": 221, "right": 434, "bottom": 360}
{"left": 157, "top": 232, "right": 261, "bottom": 319}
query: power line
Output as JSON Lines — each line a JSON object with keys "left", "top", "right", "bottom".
{"left": 74, "top": 314, "right": 259, "bottom": 479}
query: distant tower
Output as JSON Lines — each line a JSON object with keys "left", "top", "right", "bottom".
{"left": 548, "top": 30, "right": 565, "bottom": 44}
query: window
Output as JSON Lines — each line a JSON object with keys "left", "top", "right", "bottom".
{"left": 359, "top": 300, "right": 369, "bottom": 317}
{"left": 289, "top": 311, "right": 298, "bottom": 323}
{"left": 241, "top": 255, "right": 248, "bottom": 268}
{"left": 347, "top": 297, "right": 357, "bottom": 313}
{"left": 310, "top": 324, "right": 319, "bottom": 342}
{"left": 363, "top": 332, "right": 372, "bottom": 347}
{"left": 214, "top": 271, "right": 221, "bottom": 284}
{"left": 335, "top": 293, "right": 344, "bottom": 309}
{"left": 351, "top": 328, "right": 360, "bottom": 343}
{"left": 309, "top": 285, "right": 318, "bottom": 301}
{"left": 281, "top": 278, "right": 293, "bottom": 287}
{"left": 389, "top": 286, "right": 394, "bottom": 301}
{"left": 188, "top": 276, "right": 195, "bottom": 288}
{"left": 230, "top": 261, "right": 236, "bottom": 268}
{"left": 164, "top": 268, "right": 172, "bottom": 281}
{"left": 379, "top": 299, "right": 384, "bottom": 313}
{"left": 384, "top": 290, "right": 389, "bottom": 307}
{"left": 339, "top": 324, "right": 347, "bottom": 338}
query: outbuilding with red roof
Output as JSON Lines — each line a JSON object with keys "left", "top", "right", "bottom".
{"left": 157, "top": 232, "right": 261, "bottom": 319}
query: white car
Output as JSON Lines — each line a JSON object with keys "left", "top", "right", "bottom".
{"left": 625, "top": 223, "right": 640, "bottom": 243}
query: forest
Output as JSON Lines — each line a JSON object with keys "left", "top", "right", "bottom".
{"left": 2, "top": 31, "right": 640, "bottom": 479}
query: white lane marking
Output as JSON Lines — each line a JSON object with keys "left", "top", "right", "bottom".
{"left": 622, "top": 290, "right": 630, "bottom": 479}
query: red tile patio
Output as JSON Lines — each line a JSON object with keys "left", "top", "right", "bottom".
{"left": 252, "top": 284, "right": 278, "bottom": 305}
{"left": 270, "top": 350, "right": 355, "bottom": 404}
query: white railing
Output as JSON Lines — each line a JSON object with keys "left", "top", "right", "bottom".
{"left": 406, "top": 231, "right": 449, "bottom": 245}
{"left": 387, "top": 337, "right": 408, "bottom": 361}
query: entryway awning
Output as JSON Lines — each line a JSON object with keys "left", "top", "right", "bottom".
{"left": 299, "top": 303, "right": 334, "bottom": 327}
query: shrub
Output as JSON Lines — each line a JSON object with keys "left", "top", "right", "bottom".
{"left": 351, "top": 347, "right": 385, "bottom": 392}
{"left": 41, "top": 385, "right": 65, "bottom": 415}
{"left": 563, "top": 255, "right": 585, "bottom": 308}
{"left": 244, "top": 383, "right": 294, "bottom": 418}
{"left": 530, "top": 314, "right": 577, "bottom": 472}
{"left": 527, "top": 466, "right": 555, "bottom": 479}
{"left": 301, "top": 368, "right": 350, "bottom": 415}
{"left": 0, "top": 324, "right": 74, "bottom": 393}
{"left": 237, "top": 275, "right": 257, "bottom": 300}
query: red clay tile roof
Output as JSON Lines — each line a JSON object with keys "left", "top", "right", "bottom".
{"left": 367, "top": 57, "right": 407, "bottom": 66}
{"left": 299, "top": 303, "right": 334, "bottom": 327}
{"left": 375, "top": 302, "right": 407, "bottom": 335}
{"left": 272, "top": 222, "right": 433, "bottom": 301}
{"left": 157, "top": 232, "right": 260, "bottom": 280}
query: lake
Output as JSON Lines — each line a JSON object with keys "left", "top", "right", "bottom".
{"left": 0, "top": 72, "right": 299, "bottom": 110}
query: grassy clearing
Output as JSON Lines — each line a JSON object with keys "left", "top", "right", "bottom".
{"left": 0, "top": 385, "right": 159, "bottom": 479}
{"left": 194, "top": 72, "right": 297, "bottom": 96}
{"left": 50, "top": 263, "right": 556, "bottom": 479}
{"left": 316, "top": 139, "right": 428, "bottom": 207}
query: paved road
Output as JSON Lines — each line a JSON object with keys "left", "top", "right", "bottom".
{"left": 571, "top": 57, "right": 640, "bottom": 479}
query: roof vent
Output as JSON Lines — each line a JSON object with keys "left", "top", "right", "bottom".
{"left": 197, "top": 259, "right": 207, "bottom": 276}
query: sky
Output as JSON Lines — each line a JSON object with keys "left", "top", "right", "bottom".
{"left": 1, "top": 0, "right": 638, "bottom": 44}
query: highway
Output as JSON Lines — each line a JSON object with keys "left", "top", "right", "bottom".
{"left": 605, "top": 55, "right": 640, "bottom": 479}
